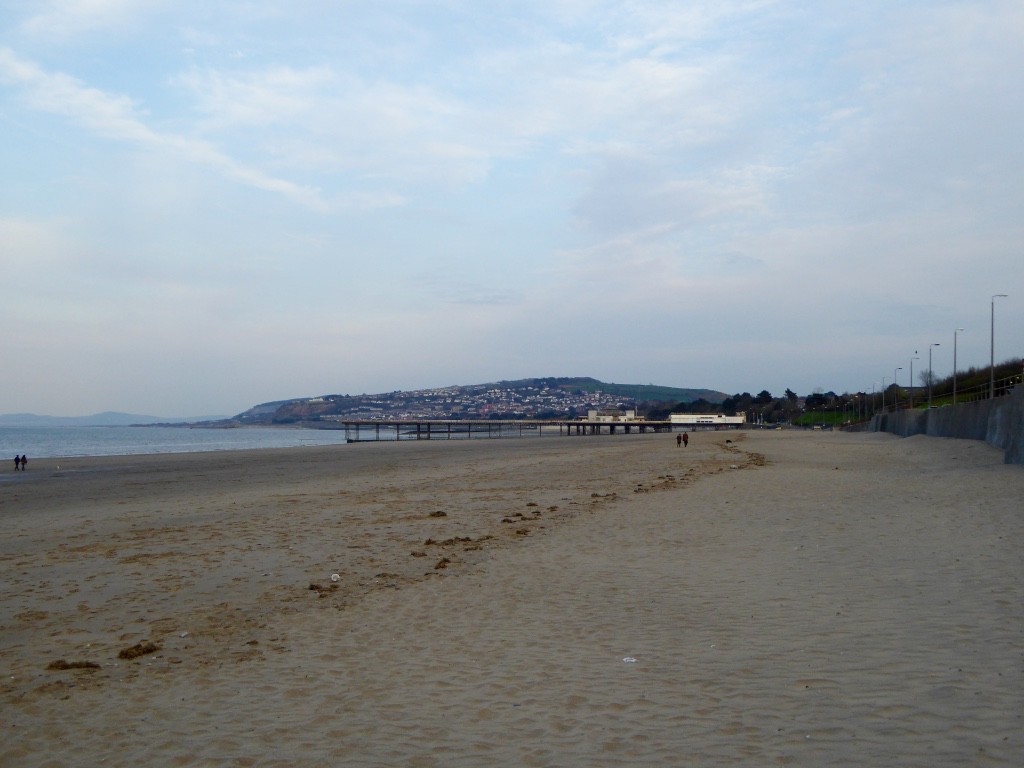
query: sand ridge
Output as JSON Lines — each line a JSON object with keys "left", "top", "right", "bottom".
{"left": 1, "top": 434, "right": 745, "bottom": 691}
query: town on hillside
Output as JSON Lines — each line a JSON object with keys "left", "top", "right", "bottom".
{"left": 231, "top": 380, "right": 862, "bottom": 428}
{"left": 237, "top": 380, "right": 664, "bottom": 424}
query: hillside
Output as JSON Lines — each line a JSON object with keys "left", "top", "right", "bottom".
{"left": 233, "top": 377, "right": 727, "bottom": 425}
{"left": 545, "top": 377, "right": 725, "bottom": 404}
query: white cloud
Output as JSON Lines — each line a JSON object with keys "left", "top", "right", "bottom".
{"left": 172, "top": 65, "right": 336, "bottom": 130}
{"left": 18, "top": 0, "right": 165, "bottom": 41}
{"left": 169, "top": 61, "right": 497, "bottom": 190}
{"left": 0, "top": 48, "right": 329, "bottom": 210}
{"left": 0, "top": 215, "right": 73, "bottom": 266}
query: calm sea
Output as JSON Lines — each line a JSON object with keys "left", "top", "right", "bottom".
{"left": 0, "top": 425, "right": 351, "bottom": 460}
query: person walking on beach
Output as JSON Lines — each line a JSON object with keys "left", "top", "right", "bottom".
{"left": 676, "top": 433, "right": 682, "bottom": 447}
{"left": 682, "top": 432, "right": 689, "bottom": 448}
{"left": 14, "top": 454, "right": 20, "bottom": 471}
{"left": 20, "top": 454, "right": 27, "bottom": 470}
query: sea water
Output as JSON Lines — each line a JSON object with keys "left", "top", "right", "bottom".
{"left": 0, "top": 425, "right": 351, "bottom": 460}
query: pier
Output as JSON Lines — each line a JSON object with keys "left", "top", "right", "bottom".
{"left": 341, "top": 419, "right": 676, "bottom": 442}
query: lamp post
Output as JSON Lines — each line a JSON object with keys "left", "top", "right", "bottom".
{"left": 928, "top": 343, "right": 940, "bottom": 408}
{"left": 991, "top": 294, "right": 1008, "bottom": 398}
{"left": 894, "top": 366, "right": 902, "bottom": 408}
{"left": 953, "top": 328, "right": 964, "bottom": 405}
{"left": 882, "top": 377, "right": 889, "bottom": 412}
{"left": 910, "top": 353, "right": 919, "bottom": 408}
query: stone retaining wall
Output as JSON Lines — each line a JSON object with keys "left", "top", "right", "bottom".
{"left": 870, "top": 387, "right": 1024, "bottom": 464}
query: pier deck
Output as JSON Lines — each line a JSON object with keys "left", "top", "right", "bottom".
{"left": 341, "top": 419, "right": 676, "bottom": 442}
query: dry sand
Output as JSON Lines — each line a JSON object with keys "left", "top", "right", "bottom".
{"left": 1, "top": 430, "right": 1022, "bottom": 766}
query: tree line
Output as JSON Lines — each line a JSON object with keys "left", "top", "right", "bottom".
{"left": 642, "top": 357, "right": 1022, "bottom": 426}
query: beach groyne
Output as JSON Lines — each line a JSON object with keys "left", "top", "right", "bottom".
{"left": 870, "top": 386, "right": 1024, "bottom": 464}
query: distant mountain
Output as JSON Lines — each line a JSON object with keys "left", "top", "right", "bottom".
{"left": 0, "top": 412, "right": 226, "bottom": 427}
{"left": 232, "top": 377, "right": 729, "bottom": 425}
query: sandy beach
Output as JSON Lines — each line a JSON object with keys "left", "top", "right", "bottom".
{"left": 1, "top": 430, "right": 1022, "bottom": 766}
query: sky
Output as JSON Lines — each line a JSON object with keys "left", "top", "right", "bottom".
{"left": 2, "top": 1, "right": 1023, "bottom": 417}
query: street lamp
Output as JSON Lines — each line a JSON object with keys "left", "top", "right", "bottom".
{"left": 991, "top": 294, "right": 1008, "bottom": 398}
{"left": 910, "top": 352, "right": 919, "bottom": 408}
{"left": 882, "top": 377, "right": 889, "bottom": 411}
{"left": 953, "top": 328, "right": 964, "bottom": 405}
{"left": 928, "top": 343, "right": 940, "bottom": 408}
{"left": 894, "top": 367, "right": 902, "bottom": 408}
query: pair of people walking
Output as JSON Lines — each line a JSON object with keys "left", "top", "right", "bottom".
{"left": 13, "top": 454, "right": 27, "bottom": 471}
{"left": 675, "top": 433, "right": 689, "bottom": 448}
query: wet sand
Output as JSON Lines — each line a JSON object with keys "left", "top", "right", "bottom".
{"left": 1, "top": 430, "right": 1022, "bottom": 766}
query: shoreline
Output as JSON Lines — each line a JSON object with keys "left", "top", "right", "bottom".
{"left": 0, "top": 423, "right": 354, "bottom": 464}
{"left": 3, "top": 431, "right": 1022, "bottom": 766}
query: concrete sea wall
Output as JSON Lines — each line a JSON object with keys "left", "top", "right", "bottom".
{"left": 870, "top": 387, "right": 1024, "bottom": 464}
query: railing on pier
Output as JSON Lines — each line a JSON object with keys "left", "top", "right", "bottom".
{"left": 341, "top": 419, "right": 676, "bottom": 442}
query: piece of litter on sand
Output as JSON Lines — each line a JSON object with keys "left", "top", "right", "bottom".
{"left": 330, "top": 573, "right": 341, "bottom": 582}
{"left": 622, "top": 657, "right": 637, "bottom": 663}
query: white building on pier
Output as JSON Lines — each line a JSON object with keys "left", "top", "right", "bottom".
{"left": 669, "top": 413, "right": 745, "bottom": 428}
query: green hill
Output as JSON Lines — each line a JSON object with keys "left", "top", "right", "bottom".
{"left": 534, "top": 377, "right": 727, "bottom": 403}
